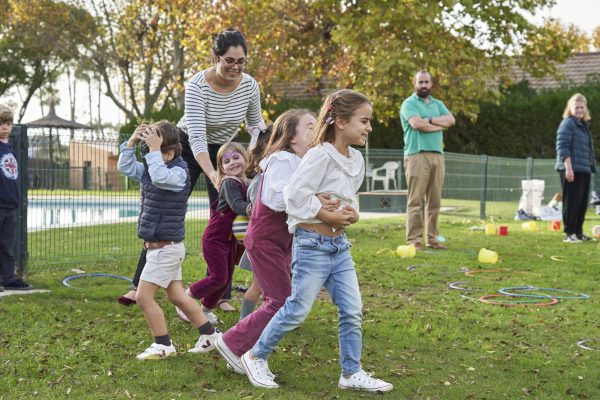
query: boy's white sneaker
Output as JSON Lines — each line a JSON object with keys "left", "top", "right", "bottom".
{"left": 214, "top": 336, "right": 245, "bottom": 374}
{"left": 136, "top": 343, "right": 176, "bottom": 360}
{"left": 240, "top": 351, "right": 278, "bottom": 389}
{"left": 338, "top": 370, "right": 393, "bottom": 392}
{"left": 188, "top": 329, "right": 221, "bottom": 353}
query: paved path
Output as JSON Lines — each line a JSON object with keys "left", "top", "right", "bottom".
{"left": 0, "top": 289, "right": 50, "bottom": 298}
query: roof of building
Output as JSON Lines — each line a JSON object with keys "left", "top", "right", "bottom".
{"left": 26, "top": 101, "right": 91, "bottom": 129}
{"left": 512, "top": 51, "right": 600, "bottom": 90}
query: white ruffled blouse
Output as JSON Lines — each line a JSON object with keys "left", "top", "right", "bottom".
{"left": 283, "top": 142, "right": 365, "bottom": 233}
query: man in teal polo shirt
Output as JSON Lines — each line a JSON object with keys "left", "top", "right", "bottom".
{"left": 400, "top": 70, "right": 455, "bottom": 250}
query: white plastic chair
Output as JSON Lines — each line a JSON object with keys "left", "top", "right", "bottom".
{"left": 371, "top": 161, "right": 399, "bottom": 191}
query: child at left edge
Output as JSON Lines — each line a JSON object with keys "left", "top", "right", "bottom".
{"left": 0, "top": 105, "right": 32, "bottom": 291}
{"left": 117, "top": 121, "right": 219, "bottom": 360}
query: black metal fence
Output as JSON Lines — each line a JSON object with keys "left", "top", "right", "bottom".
{"left": 9, "top": 125, "right": 28, "bottom": 277}
{"left": 12, "top": 127, "right": 590, "bottom": 273}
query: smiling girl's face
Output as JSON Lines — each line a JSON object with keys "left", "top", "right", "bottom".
{"left": 221, "top": 150, "right": 246, "bottom": 177}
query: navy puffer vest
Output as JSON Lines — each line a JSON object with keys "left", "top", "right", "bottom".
{"left": 138, "top": 156, "right": 190, "bottom": 241}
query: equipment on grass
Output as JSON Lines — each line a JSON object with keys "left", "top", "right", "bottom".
{"left": 498, "top": 286, "right": 589, "bottom": 300}
{"left": 62, "top": 273, "right": 133, "bottom": 289}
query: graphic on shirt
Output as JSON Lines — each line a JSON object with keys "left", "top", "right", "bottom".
{"left": 1, "top": 153, "right": 18, "bottom": 180}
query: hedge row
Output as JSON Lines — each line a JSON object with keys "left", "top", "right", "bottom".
{"left": 445, "top": 81, "right": 600, "bottom": 158}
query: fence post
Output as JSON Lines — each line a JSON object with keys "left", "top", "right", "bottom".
{"left": 397, "top": 158, "right": 403, "bottom": 190}
{"left": 526, "top": 157, "right": 533, "bottom": 179}
{"left": 480, "top": 155, "right": 488, "bottom": 219}
{"left": 11, "top": 125, "right": 29, "bottom": 278}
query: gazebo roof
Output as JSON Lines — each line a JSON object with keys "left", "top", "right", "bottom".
{"left": 26, "top": 102, "right": 91, "bottom": 129}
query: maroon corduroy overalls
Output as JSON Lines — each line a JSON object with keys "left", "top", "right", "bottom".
{"left": 222, "top": 167, "right": 293, "bottom": 356}
{"left": 189, "top": 177, "right": 247, "bottom": 309}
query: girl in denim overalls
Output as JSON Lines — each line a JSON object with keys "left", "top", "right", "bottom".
{"left": 240, "top": 90, "right": 393, "bottom": 393}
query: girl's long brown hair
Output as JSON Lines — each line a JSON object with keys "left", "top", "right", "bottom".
{"left": 260, "top": 109, "right": 314, "bottom": 167}
{"left": 309, "top": 89, "right": 371, "bottom": 147}
{"left": 245, "top": 125, "right": 273, "bottom": 178}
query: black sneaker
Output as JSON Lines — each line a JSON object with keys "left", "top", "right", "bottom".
{"left": 578, "top": 234, "right": 596, "bottom": 242}
{"left": 3, "top": 277, "right": 33, "bottom": 290}
{"left": 563, "top": 234, "right": 582, "bottom": 243}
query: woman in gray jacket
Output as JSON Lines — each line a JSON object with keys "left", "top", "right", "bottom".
{"left": 555, "top": 93, "right": 597, "bottom": 243}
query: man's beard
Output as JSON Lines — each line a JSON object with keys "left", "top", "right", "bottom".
{"left": 417, "top": 88, "right": 430, "bottom": 98}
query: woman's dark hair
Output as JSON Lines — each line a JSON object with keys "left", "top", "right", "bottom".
{"left": 245, "top": 125, "right": 273, "bottom": 178}
{"left": 212, "top": 29, "right": 248, "bottom": 57}
{"left": 310, "top": 89, "right": 371, "bottom": 147}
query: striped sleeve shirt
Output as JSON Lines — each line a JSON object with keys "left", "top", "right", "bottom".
{"left": 181, "top": 69, "right": 264, "bottom": 157}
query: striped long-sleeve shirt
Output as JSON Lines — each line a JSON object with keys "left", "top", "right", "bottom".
{"left": 180, "top": 69, "right": 264, "bottom": 157}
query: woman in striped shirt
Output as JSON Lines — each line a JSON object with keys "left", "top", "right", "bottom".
{"left": 117, "top": 29, "right": 265, "bottom": 310}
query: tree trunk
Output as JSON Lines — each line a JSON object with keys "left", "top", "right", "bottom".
{"left": 88, "top": 77, "right": 93, "bottom": 126}
{"left": 173, "top": 37, "right": 185, "bottom": 110}
{"left": 97, "top": 75, "right": 104, "bottom": 135}
{"left": 18, "top": 62, "right": 45, "bottom": 122}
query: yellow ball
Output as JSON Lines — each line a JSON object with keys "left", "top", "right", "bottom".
{"left": 232, "top": 216, "right": 249, "bottom": 242}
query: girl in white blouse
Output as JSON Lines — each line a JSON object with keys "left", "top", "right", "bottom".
{"left": 240, "top": 90, "right": 394, "bottom": 393}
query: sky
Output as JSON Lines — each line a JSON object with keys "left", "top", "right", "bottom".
{"left": 533, "top": 0, "right": 599, "bottom": 35}
{"left": 10, "top": 0, "right": 600, "bottom": 129}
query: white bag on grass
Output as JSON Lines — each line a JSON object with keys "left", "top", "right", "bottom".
{"left": 518, "top": 179, "right": 545, "bottom": 217}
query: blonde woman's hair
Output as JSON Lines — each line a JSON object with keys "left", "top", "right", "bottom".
{"left": 0, "top": 105, "right": 14, "bottom": 124}
{"left": 563, "top": 93, "right": 591, "bottom": 121}
{"left": 261, "top": 109, "right": 314, "bottom": 162}
{"left": 310, "top": 89, "right": 371, "bottom": 147}
{"left": 215, "top": 142, "right": 248, "bottom": 187}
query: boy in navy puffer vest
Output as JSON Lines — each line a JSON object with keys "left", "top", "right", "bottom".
{"left": 0, "top": 105, "right": 31, "bottom": 291}
{"left": 118, "top": 121, "right": 220, "bottom": 360}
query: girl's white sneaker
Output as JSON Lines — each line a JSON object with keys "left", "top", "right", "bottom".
{"left": 240, "top": 351, "right": 279, "bottom": 389}
{"left": 338, "top": 370, "right": 393, "bottom": 392}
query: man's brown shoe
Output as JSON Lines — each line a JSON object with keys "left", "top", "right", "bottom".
{"left": 412, "top": 243, "right": 424, "bottom": 251}
{"left": 426, "top": 242, "right": 447, "bottom": 250}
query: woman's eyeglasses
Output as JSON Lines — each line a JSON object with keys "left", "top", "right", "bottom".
{"left": 218, "top": 56, "right": 249, "bottom": 67}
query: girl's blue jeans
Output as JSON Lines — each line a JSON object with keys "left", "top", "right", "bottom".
{"left": 251, "top": 228, "right": 363, "bottom": 375}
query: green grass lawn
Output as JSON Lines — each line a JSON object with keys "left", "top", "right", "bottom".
{"left": 2, "top": 212, "right": 600, "bottom": 399}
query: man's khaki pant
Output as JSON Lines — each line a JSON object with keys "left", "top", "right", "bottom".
{"left": 404, "top": 152, "right": 445, "bottom": 245}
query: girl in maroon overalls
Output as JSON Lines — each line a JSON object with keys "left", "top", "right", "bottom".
{"left": 184, "top": 142, "right": 249, "bottom": 331}
{"left": 213, "top": 109, "right": 339, "bottom": 373}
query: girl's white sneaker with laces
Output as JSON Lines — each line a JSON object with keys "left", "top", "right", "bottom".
{"left": 240, "top": 351, "right": 279, "bottom": 389}
{"left": 338, "top": 370, "right": 393, "bottom": 392}
{"left": 214, "top": 336, "right": 245, "bottom": 374}
{"left": 136, "top": 343, "right": 176, "bottom": 360}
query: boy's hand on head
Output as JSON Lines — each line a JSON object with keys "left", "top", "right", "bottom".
{"left": 141, "top": 126, "right": 163, "bottom": 152}
{"left": 127, "top": 125, "right": 147, "bottom": 147}
{"left": 317, "top": 193, "right": 341, "bottom": 211}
